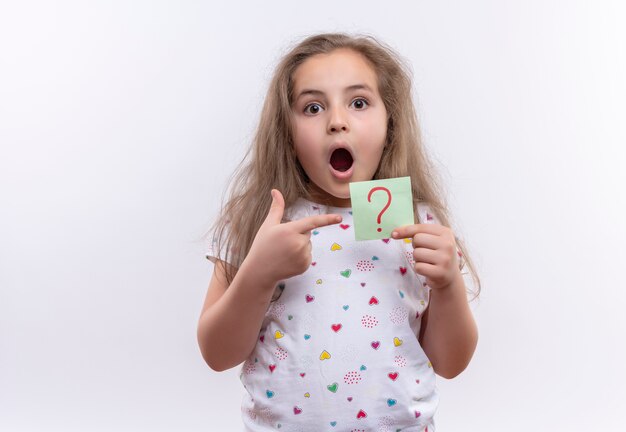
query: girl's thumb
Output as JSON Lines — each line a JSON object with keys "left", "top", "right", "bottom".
{"left": 264, "top": 189, "right": 285, "bottom": 226}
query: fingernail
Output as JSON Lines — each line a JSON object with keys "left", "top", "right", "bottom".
{"left": 391, "top": 231, "right": 398, "bottom": 238}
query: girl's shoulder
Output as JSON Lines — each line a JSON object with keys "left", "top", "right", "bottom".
{"left": 415, "top": 201, "right": 440, "bottom": 225}
{"left": 283, "top": 197, "right": 316, "bottom": 221}
{"left": 284, "top": 197, "right": 353, "bottom": 221}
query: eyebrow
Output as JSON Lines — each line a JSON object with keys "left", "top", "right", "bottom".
{"left": 295, "top": 84, "right": 374, "bottom": 101}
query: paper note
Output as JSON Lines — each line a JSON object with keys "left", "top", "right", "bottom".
{"left": 349, "top": 176, "right": 414, "bottom": 241}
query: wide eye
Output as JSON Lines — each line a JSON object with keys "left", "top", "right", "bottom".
{"left": 351, "top": 98, "right": 369, "bottom": 110}
{"left": 304, "top": 103, "right": 323, "bottom": 115}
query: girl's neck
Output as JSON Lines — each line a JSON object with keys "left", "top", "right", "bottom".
{"left": 307, "top": 187, "right": 352, "bottom": 208}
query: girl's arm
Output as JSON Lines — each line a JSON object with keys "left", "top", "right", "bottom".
{"left": 418, "top": 273, "right": 478, "bottom": 379}
{"left": 197, "top": 259, "right": 278, "bottom": 372}
{"left": 391, "top": 224, "right": 478, "bottom": 379}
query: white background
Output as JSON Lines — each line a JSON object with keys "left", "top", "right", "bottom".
{"left": 1, "top": 1, "right": 625, "bottom": 430}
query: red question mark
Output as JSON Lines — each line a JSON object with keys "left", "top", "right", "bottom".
{"left": 367, "top": 187, "right": 392, "bottom": 232}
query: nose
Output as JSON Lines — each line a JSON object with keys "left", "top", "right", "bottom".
{"left": 327, "top": 106, "right": 349, "bottom": 134}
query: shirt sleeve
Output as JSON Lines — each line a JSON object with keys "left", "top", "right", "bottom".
{"left": 204, "top": 236, "right": 222, "bottom": 264}
{"left": 204, "top": 224, "right": 240, "bottom": 266}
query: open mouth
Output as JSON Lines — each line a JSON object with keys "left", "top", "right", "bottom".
{"left": 329, "top": 148, "right": 354, "bottom": 172}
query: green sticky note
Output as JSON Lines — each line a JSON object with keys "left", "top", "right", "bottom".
{"left": 349, "top": 177, "right": 414, "bottom": 241}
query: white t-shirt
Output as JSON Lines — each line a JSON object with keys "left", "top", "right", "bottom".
{"left": 207, "top": 197, "right": 447, "bottom": 432}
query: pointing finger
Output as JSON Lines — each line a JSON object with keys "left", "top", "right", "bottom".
{"left": 290, "top": 214, "right": 343, "bottom": 234}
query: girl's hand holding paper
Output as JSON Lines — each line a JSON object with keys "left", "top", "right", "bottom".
{"left": 391, "top": 221, "right": 462, "bottom": 292}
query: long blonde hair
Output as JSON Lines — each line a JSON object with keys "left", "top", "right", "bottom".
{"left": 207, "top": 32, "right": 481, "bottom": 299}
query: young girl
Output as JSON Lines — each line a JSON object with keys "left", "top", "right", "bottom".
{"left": 198, "top": 33, "right": 480, "bottom": 432}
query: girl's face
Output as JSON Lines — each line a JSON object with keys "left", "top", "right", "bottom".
{"left": 290, "top": 48, "right": 388, "bottom": 207}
